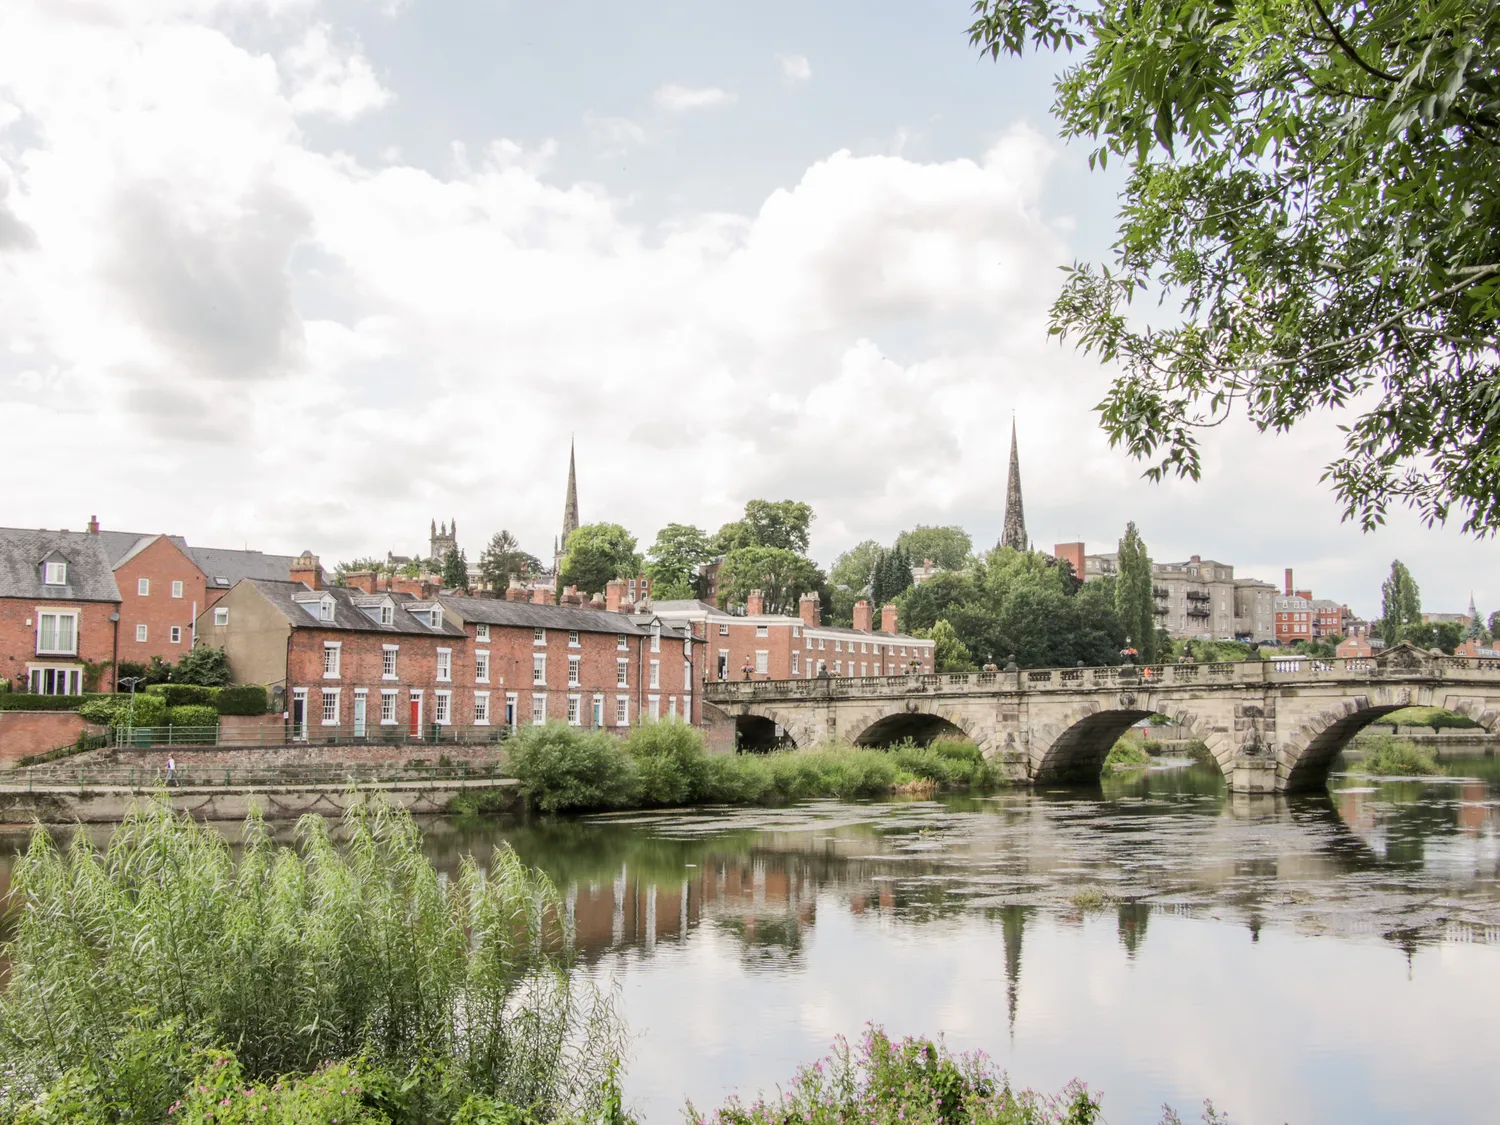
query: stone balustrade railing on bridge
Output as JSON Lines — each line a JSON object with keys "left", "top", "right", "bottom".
{"left": 703, "top": 653, "right": 1500, "bottom": 705}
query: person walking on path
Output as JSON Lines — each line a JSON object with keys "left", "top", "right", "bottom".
{"left": 166, "top": 756, "right": 176, "bottom": 787}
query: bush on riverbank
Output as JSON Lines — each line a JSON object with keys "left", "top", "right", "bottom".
{"left": 1103, "top": 740, "right": 1151, "bottom": 773}
{"left": 505, "top": 723, "right": 1003, "bottom": 814}
{"left": 0, "top": 799, "right": 623, "bottom": 1125}
{"left": 1349, "top": 734, "right": 1445, "bottom": 777}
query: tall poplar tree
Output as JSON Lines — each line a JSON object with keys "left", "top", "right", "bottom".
{"left": 1114, "top": 522, "right": 1155, "bottom": 663}
{"left": 1378, "top": 560, "right": 1422, "bottom": 646}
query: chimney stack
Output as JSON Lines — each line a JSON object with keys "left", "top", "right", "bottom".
{"left": 346, "top": 570, "right": 377, "bottom": 595}
{"left": 880, "top": 604, "right": 899, "bottom": 634}
{"left": 801, "top": 592, "right": 822, "bottom": 629}
{"left": 1284, "top": 568, "right": 1293, "bottom": 597}
{"left": 290, "top": 551, "right": 322, "bottom": 590}
{"left": 505, "top": 578, "right": 528, "bottom": 602}
{"left": 606, "top": 579, "right": 626, "bottom": 613}
{"left": 561, "top": 585, "right": 583, "bottom": 607}
{"left": 87, "top": 515, "right": 99, "bottom": 535}
{"left": 852, "top": 599, "right": 873, "bottom": 632}
{"left": 746, "top": 589, "right": 765, "bottom": 617}
{"left": 532, "top": 586, "right": 556, "bottom": 606}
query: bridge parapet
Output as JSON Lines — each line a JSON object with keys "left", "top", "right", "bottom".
{"left": 703, "top": 651, "right": 1500, "bottom": 704}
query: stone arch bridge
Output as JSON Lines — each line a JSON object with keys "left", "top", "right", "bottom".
{"left": 701, "top": 645, "right": 1500, "bottom": 793}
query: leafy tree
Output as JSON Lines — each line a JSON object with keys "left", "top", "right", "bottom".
{"left": 558, "top": 523, "right": 641, "bottom": 596}
{"left": 895, "top": 525, "right": 972, "bottom": 571}
{"left": 440, "top": 548, "right": 469, "bottom": 591}
{"left": 1406, "top": 621, "right": 1464, "bottom": 654}
{"left": 332, "top": 557, "right": 386, "bottom": 586}
{"left": 646, "top": 523, "right": 714, "bottom": 590}
{"left": 646, "top": 575, "right": 696, "bottom": 601}
{"left": 742, "top": 499, "right": 814, "bottom": 554}
{"left": 1114, "top": 522, "right": 1156, "bottom": 662}
{"left": 716, "top": 547, "right": 824, "bottom": 616}
{"left": 970, "top": 0, "right": 1500, "bottom": 534}
{"left": 927, "top": 619, "right": 975, "bottom": 673}
{"left": 1378, "top": 560, "right": 1422, "bottom": 645}
{"left": 477, "top": 530, "right": 539, "bottom": 592}
{"left": 828, "top": 539, "right": 884, "bottom": 626}
{"left": 872, "top": 546, "right": 914, "bottom": 607}
{"left": 1490, "top": 610, "right": 1500, "bottom": 639}
{"left": 172, "top": 646, "right": 232, "bottom": 687}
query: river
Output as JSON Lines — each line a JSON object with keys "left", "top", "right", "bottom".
{"left": 6, "top": 757, "right": 1500, "bottom": 1123}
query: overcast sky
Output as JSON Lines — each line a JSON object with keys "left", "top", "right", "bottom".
{"left": 2, "top": 0, "right": 1493, "bottom": 620}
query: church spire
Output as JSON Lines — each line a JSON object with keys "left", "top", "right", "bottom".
{"left": 1000, "top": 417, "right": 1027, "bottom": 551}
{"left": 562, "top": 438, "right": 580, "bottom": 542}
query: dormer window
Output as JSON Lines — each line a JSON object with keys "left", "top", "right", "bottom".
{"left": 42, "top": 561, "right": 67, "bottom": 586}
{"left": 319, "top": 597, "right": 335, "bottom": 622}
{"left": 380, "top": 604, "right": 394, "bottom": 625}
{"left": 430, "top": 610, "right": 442, "bottom": 628}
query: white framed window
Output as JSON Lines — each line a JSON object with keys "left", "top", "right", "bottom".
{"left": 171, "top": 580, "right": 183, "bottom": 599}
{"left": 568, "top": 656, "right": 581, "bottom": 686}
{"left": 569, "top": 630, "right": 580, "bottom": 647}
{"left": 27, "top": 665, "right": 81, "bottom": 695}
{"left": 792, "top": 651, "right": 800, "bottom": 675}
{"left": 476, "top": 650, "right": 490, "bottom": 683}
{"left": 213, "top": 607, "right": 229, "bottom": 627}
{"left": 323, "top": 642, "right": 341, "bottom": 679}
{"left": 669, "top": 697, "right": 678, "bottom": 719}
{"left": 616, "top": 658, "right": 628, "bottom": 687}
{"left": 818, "top": 639, "right": 825, "bottom": 650}
{"left": 648, "top": 695, "right": 660, "bottom": 720}
{"left": 533, "top": 653, "right": 546, "bottom": 684}
{"left": 382, "top": 644, "right": 399, "bottom": 679}
{"left": 137, "top": 578, "right": 150, "bottom": 596}
{"left": 684, "top": 661, "right": 692, "bottom": 690}
{"left": 592, "top": 694, "right": 604, "bottom": 727}
{"left": 651, "top": 625, "right": 661, "bottom": 653}
{"left": 476, "top": 623, "right": 490, "bottom": 641}
{"left": 434, "top": 690, "right": 451, "bottom": 725}
{"left": 615, "top": 696, "right": 629, "bottom": 726}
{"left": 474, "top": 691, "right": 490, "bottom": 725}
{"left": 900, "top": 646, "right": 907, "bottom": 656}
{"left": 861, "top": 663, "right": 868, "bottom": 676}
{"left": 755, "top": 650, "right": 769, "bottom": 674}
{"left": 135, "top": 624, "right": 148, "bottom": 642}
{"left": 321, "top": 689, "right": 340, "bottom": 725}
{"left": 319, "top": 597, "right": 335, "bottom": 622}
{"left": 756, "top": 625, "right": 768, "bottom": 638}
{"left": 170, "top": 626, "right": 182, "bottom": 644}
{"left": 835, "top": 640, "right": 842, "bottom": 652}
{"left": 506, "top": 692, "right": 518, "bottom": 730}
{"left": 568, "top": 694, "right": 581, "bottom": 725}
{"left": 531, "top": 694, "right": 547, "bottom": 725}
{"left": 42, "top": 561, "right": 67, "bottom": 586}
{"left": 380, "top": 604, "right": 394, "bottom": 625}
{"left": 534, "top": 628, "right": 546, "bottom": 645}
{"left": 436, "top": 648, "right": 452, "bottom": 682}
{"left": 835, "top": 661, "right": 842, "bottom": 675}
{"left": 718, "top": 623, "right": 729, "bottom": 636}
{"left": 617, "top": 633, "right": 628, "bottom": 650}
{"left": 380, "top": 690, "right": 398, "bottom": 724}
{"left": 793, "top": 625, "right": 801, "bottom": 638}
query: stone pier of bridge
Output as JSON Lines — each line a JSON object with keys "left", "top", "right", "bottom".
{"left": 702, "top": 645, "right": 1500, "bottom": 793}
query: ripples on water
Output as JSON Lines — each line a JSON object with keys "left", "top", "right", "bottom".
{"left": 5, "top": 755, "right": 1500, "bottom": 1124}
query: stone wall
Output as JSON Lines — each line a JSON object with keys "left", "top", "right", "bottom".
{"left": 0, "top": 711, "right": 106, "bottom": 766}
{"left": 110, "top": 742, "right": 507, "bottom": 772}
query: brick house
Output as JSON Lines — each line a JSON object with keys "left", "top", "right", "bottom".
{"left": 435, "top": 594, "right": 695, "bottom": 728}
{"left": 0, "top": 528, "right": 121, "bottom": 694}
{"left": 196, "top": 553, "right": 473, "bottom": 740}
{"left": 653, "top": 591, "right": 934, "bottom": 682}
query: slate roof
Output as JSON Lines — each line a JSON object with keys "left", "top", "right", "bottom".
{"left": 437, "top": 594, "right": 652, "bottom": 636}
{"left": 0, "top": 529, "right": 122, "bottom": 602}
{"left": 90, "top": 529, "right": 191, "bottom": 568}
{"left": 191, "top": 546, "right": 308, "bottom": 589}
{"left": 651, "top": 600, "right": 929, "bottom": 644}
{"left": 248, "top": 580, "right": 466, "bottom": 637}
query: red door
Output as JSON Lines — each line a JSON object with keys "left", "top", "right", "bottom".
{"left": 409, "top": 699, "right": 421, "bottom": 738}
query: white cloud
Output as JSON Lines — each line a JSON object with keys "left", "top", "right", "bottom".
{"left": 777, "top": 53, "right": 811, "bottom": 82}
{"left": 654, "top": 83, "right": 735, "bottom": 113}
{"left": 586, "top": 113, "right": 649, "bottom": 157}
{"left": 0, "top": 0, "right": 1492, "bottom": 614}
{"left": 281, "top": 23, "right": 391, "bottom": 120}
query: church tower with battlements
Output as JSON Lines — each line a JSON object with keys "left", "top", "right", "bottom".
{"left": 430, "top": 518, "right": 457, "bottom": 563}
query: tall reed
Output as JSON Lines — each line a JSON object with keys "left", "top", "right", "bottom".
{"left": 0, "top": 798, "right": 622, "bottom": 1121}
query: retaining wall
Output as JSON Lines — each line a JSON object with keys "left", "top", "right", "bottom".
{"left": 0, "top": 712, "right": 106, "bottom": 766}
{"left": 109, "top": 742, "right": 507, "bottom": 771}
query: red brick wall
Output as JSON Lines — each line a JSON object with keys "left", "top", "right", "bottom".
{"left": 0, "top": 711, "right": 106, "bottom": 766}
{"left": 288, "top": 627, "right": 459, "bottom": 733}
{"left": 706, "top": 620, "right": 801, "bottom": 680}
{"left": 113, "top": 536, "right": 208, "bottom": 664}
{"left": 0, "top": 597, "right": 119, "bottom": 694}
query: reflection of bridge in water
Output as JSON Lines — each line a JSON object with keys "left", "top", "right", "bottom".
{"left": 704, "top": 645, "right": 1500, "bottom": 792}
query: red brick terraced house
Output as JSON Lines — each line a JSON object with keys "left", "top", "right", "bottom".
{"left": 434, "top": 594, "right": 694, "bottom": 729}
{"left": 196, "top": 553, "right": 472, "bottom": 740}
{"left": 0, "top": 529, "right": 121, "bottom": 695}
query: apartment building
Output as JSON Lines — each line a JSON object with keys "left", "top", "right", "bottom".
{"left": 1065, "top": 547, "right": 1276, "bottom": 641}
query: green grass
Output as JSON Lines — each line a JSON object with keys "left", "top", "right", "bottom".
{"left": 1102, "top": 740, "right": 1151, "bottom": 774}
{"left": 1349, "top": 734, "right": 1445, "bottom": 777}
{"left": 1382, "top": 706, "right": 1480, "bottom": 730}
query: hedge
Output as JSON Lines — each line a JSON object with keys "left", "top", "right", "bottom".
{"left": 0, "top": 694, "right": 101, "bottom": 712}
{"left": 145, "top": 684, "right": 221, "bottom": 707}
{"left": 167, "top": 704, "right": 220, "bottom": 729}
{"left": 215, "top": 684, "right": 268, "bottom": 716}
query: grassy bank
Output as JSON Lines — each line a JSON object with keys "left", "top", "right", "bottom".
{"left": 1347, "top": 734, "right": 1445, "bottom": 777}
{"left": 503, "top": 723, "right": 1002, "bottom": 814}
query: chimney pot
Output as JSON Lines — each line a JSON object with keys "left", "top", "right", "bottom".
{"left": 801, "top": 591, "right": 822, "bottom": 629}
{"left": 606, "top": 579, "right": 625, "bottom": 613}
{"left": 880, "top": 604, "right": 899, "bottom": 634}
{"left": 87, "top": 515, "right": 99, "bottom": 535}
{"left": 746, "top": 589, "right": 765, "bottom": 617}
{"left": 290, "top": 551, "right": 322, "bottom": 591}
{"left": 852, "top": 599, "right": 872, "bottom": 632}
{"left": 532, "top": 586, "right": 555, "bottom": 606}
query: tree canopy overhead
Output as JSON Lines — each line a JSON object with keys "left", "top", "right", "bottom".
{"left": 971, "top": 0, "right": 1500, "bottom": 534}
{"left": 559, "top": 523, "right": 641, "bottom": 597}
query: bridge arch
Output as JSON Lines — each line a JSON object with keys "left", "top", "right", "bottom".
{"left": 731, "top": 706, "right": 810, "bottom": 753}
{"left": 1031, "top": 702, "right": 1231, "bottom": 785}
{"left": 849, "top": 707, "right": 977, "bottom": 749}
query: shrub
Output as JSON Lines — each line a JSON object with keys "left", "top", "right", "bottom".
{"left": 104, "top": 692, "right": 168, "bottom": 727}
{"left": 1103, "top": 740, "right": 1151, "bottom": 773}
{"left": 167, "top": 704, "right": 219, "bottom": 730}
{"left": 215, "top": 684, "right": 269, "bottom": 716}
{"left": 1352, "top": 735, "right": 1444, "bottom": 777}
{"left": 147, "top": 684, "right": 221, "bottom": 707}
{"left": 506, "top": 723, "right": 638, "bottom": 812}
{"left": 77, "top": 696, "right": 125, "bottom": 725}
{"left": 0, "top": 694, "right": 89, "bottom": 712}
{"left": 171, "top": 646, "right": 233, "bottom": 687}
{"left": 626, "top": 721, "right": 708, "bottom": 806}
{"left": 1180, "top": 739, "right": 1215, "bottom": 766}
{"left": 0, "top": 800, "right": 623, "bottom": 1123}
